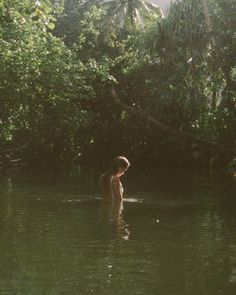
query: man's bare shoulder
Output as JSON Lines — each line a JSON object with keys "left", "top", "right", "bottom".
{"left": 111, "top": 175, "right": 120, "bottom": 184}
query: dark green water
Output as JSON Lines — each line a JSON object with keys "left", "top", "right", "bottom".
{"left": 0, "top": 170, "right": 236, "bottom": 295}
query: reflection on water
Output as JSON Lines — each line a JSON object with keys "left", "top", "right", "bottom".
{"left": 0, "top": 170, "right": 236, "bottom": 294}
{"left": 100, "top": 200, "right": 130, "bottom": 240}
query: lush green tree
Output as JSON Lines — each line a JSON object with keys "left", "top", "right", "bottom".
{"left": 107, "top": 0, "right": 236, "bottom": 167}
{"left": 0, "top": 0, "right": 110, "bottom": 166}
{"left": 1, "top": 0, "right": 235, "bottom": 170}
{"left": 53, "top": 0, "right": 235, "bottom": 168}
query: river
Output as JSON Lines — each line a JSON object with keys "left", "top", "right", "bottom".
{"left": 0, "top": 168, "right": 236, "bottom": 294}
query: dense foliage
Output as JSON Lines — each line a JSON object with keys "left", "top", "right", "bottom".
{"left": 0, "top": 0, "right": 235, "bottom": 171}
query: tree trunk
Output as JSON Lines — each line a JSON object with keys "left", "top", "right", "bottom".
{"left": 200, "top": 0, "right": 216, "bottom": 47}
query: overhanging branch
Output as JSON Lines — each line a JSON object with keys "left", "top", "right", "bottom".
{"left": 110, "top": 87, "right": 236, "bottom": 154}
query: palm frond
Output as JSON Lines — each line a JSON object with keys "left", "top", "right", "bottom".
{"left": 82, "top": 0, "right": 163, "bottom": 28}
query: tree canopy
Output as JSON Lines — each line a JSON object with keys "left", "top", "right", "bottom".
{"left": 0, "top": 0, "right": 235, "bottom": 170}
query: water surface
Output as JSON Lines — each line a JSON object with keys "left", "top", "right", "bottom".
{"left": 0, "top": 170, "right": 236, "bottom": 295}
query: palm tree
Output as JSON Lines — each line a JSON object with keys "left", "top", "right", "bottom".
{"left": 83, "top": 0, "right": 163, "bottom": 28}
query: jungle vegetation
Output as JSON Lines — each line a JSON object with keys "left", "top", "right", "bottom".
{"left": 0, "top": 0, "right": 235, "bottom": 171}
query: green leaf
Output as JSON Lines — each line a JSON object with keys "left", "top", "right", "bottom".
{"left": 47, "top": 23, "right": 55, "bottom": 30}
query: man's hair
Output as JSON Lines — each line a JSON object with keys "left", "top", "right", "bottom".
{"left": 107, "top": 156, "right": 130, "bottom": 175}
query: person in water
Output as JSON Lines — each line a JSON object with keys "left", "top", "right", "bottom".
{"left": 100, "top": 156, "right": 130, "bottom": 200}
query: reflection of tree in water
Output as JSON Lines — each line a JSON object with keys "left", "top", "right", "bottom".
{"left": 0, "top": 178, "right": 31, "bottom": 292}
{"left": 179, "top": 192, "right": 236, "bottom": 293}
{"left": 0, "top": 178, "right": 65, "bottom": 294}
{"left": 100, "top": 200, "right": 130, "bottom": 240}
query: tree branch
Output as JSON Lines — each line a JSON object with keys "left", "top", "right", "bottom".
{"left": 110, "top": 87, "right": 236, "bottom": 154}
